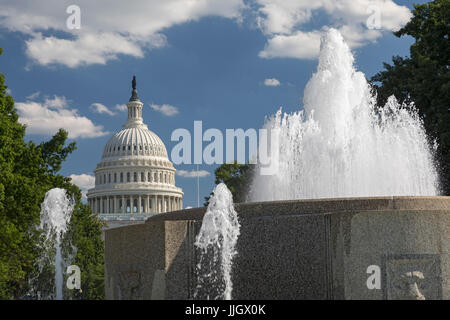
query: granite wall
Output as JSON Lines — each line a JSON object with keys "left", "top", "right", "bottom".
{"left": 104, "top": 196, "right": 450, "bottom": 300}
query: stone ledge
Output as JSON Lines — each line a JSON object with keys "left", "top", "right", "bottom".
{"left": 147, "top": 196, "right": 450, "bottom": 222}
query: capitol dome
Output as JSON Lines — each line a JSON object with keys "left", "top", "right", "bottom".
{"left": 86, "top": 76, "right": 183, "bottom": 226}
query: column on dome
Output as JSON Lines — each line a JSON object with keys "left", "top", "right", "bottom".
{"left": 146, "top": 195, "right": 150, "bottom": 214}
{"left": 122, "top": 195, "right": 125, "bottom": 214}
{"left": 106, "top": 196, "right": 109, "bottom": 214}
{"left": 138, "top": 195, "right": 141, "bottom": 213}
{"left": 114, "top": 196, "right": 117, "bottom": 214}
{"left": 130, "top": 195, "right": 134, "bottom": 214}
{"left": 100, "top": 197, "right": 103, "bottom": 214}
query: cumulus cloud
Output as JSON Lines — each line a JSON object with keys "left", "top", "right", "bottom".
{"left": 264, "top": 78, "right": 281, "bottom": 86}
{"left": 25, "top": 32, "right": 147, "bottom": 68}
{"left": 176, "top": 170, "right": 210, "bottom": 178}
{"left": 114, "top": 104, "right": 128, "bottom": 112}
{"left": 150, "top": 103, "right": 179, "bottom": 116}
{"left": 16, "top": 95, "right": 108, "bottom": 138}
{"left": 69, "top": 173, "right": 95, "bottom": 199}
{"left": 259, "top": 30, "right": 322, "bottom": 59}
{"left": 26, "top": 91, "right": 40, "bottom": 100}
{"left": 0, "top": 0, "right": 245, "bottom": 67}
{"left": 90, "top": 102, "right": 116, "bottom": 116}
{"left": 0, "top": 1, "right": 411, "bottom": 64}
{"left": 256, "top": 0, "right": 412, "bottom": 59}
{"left": 44, "top": 95, "right": 69, "bottom": 109}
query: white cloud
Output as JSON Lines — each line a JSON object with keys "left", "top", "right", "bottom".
{"left": 115, "top": 104, "right": 128, "bottom": 112}
{"left": 259, "top": 30, "right": 322, "bottom": 59}
{"left": 26, "top": 91, "right": 40, "bottom": 100}
{"left": 264, "top": 78, "right": 281, "bottom": 86}
{"left": 69, "top": 173, "right": 95, "bottom": 199}
{"left": 16, "top": 95, "right": 109, "bottom": 138}
{"left": 25, "top": 32, "right": 147, "bottom": 68}
{"left": 176, "top": 170, "right": 210, "bottom": 178}
{"left": 150, "top": 103, "right": 179, "bottom": 116}
{"left": 44, "top": 95, "right": 69, "bottom": 109}
{"left": 0, "top": 1, "right": 412, "bottom": 64}
{"left": 0, "top": 0, "right": 245, "bottom": 67}
{"left": 256, "top": 0, "right": 412, "bottom": 59}
{"left": 90, "top": 103, "right": 116, "bottom": 116}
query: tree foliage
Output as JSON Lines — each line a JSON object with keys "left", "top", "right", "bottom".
{"left": 371, "top": 0, "right": 450, "bottom": 194}
{"left": 205, "top": 162, "right": 254, "bottom": 205}
{"left": 0, "top": 48, "right": 104, "bottom": 299}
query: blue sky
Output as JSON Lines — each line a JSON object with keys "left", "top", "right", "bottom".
{"left": 0, "top": 0, "right": 425, "bottom": 207}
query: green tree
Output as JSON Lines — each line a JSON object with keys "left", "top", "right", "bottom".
{"left": 371, "top": 0, "right": 450, "bottom": 194}
{"left": 205, "top": 162, "right": 254, "bottom": 205}
{"left": 0, "top": 47, "right": 104, "bottom": 299}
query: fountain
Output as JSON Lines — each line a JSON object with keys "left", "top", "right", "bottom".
{"left": 251, "top": 28, "right": 439, "bottom": 201}
{"left": 38, "top": 188, "right": 74, "bottom": 300}
{"left": 103, "top": 29, "right": 450, "bottom": 300}
{"left": 194, "top": 183, "right": 240, "bottom": 300}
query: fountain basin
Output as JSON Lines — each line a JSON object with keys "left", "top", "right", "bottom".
{"left": 104, "top": 196, "right": 450, "bottom": 300}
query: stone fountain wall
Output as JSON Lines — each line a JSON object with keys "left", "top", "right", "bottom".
{"left": 104, "top": 196, "right": 450, "bottom": 300}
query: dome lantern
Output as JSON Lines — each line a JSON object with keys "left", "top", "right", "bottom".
{"left": 125, "top": 75, "right": 145, "bottom": 129}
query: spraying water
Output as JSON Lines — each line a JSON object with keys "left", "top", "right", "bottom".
{"left": 194, "top": 183, "right": 240, "bottom": 300}
{"left": 250, "top": 29, "right": 439, "bottom": 201}
{"left": 39, "top": 188, "right": 74, "bottom": 300}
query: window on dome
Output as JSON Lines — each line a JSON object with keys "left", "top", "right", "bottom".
{"left": 139, "top": 145, "right": 142, "bottom": 151}
{"left": 141, "top": 172, "right": 144, "bottom": 182}
{"left": 127, "top": 172, "right": 130, "bottom": 182}
{"left": 159, "top": 173, "right": 162, "bottom": 183}
{"left": 114, "top": 173, "right": 117, "bottom": 183}
{"left": 108, "top": 174, "right": 111, "bottom": 183}
{"left": 148, "top": 172, "right": 151, "bottom": 182}
{"left": 120, "top": 172, "right": 123, "bottom": 183}
{"left": 134, "top": 172, "right": 137, "bottom": 182}
{"left": 154, "top": 172, "right": 157, "bottom": 182}
{"left": 104, "top": 174, "right": 106, "bottom": 184}
{"left": 123, "top": 146, "right": 125, "bottom": 151}
{"left": 134, "top": 145, "right": 137, "bottom": 151}
{"left": 128, "top": 146, "right": 131, "bottom": 151}
{"left": 145, "top": 145, "right": 148, "bottom": 150}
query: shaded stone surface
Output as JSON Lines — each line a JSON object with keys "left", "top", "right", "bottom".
{"left": 104, "top": 196, "right": 450, "bottom": 300}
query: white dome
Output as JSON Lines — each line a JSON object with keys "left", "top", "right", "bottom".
{"left": 87, "top": 77, "right": 183, "bottom": 223}
{"left": 102, "top": 126, "right": 168, "bottom": 159}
